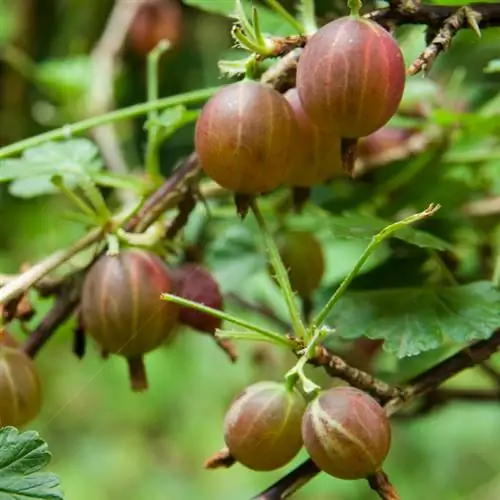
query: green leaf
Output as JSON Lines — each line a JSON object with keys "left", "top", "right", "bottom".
{"left": 90, "top": 171, "right": 151, "bottom": 195}
{"left": 145, "top": 106, "right": 199, "bottom": 140}
{"left": 0, "top": 426, "right": 63, "bottom": 500}
{"left": 327, "top": 213, "right": 451, "bottom": 251}
{"left": 36, "top": 56, "right": 92, "bottom": 102}
{"left": 183, "top": 0, "right": 295, "bottom": 35}
{"left": 0, "top": 139, "right": 102, "bottom": 198}
{"left": 325, "top": 281, "right": 500, "bottom": 358}
{"left": 484, "top": 59, "right": 500, "bottom": 74}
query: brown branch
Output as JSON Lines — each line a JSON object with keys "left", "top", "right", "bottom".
{"left": 368, "top": 2, "right": 500, "bottom": 29}
{"left": 22, "top": 274, "right": 84, "bottom": 358}
{"left": 251, "top": 460, "right": 320, "bottom": 500}
{"left": 407, "top": 6, "right": 481, "bottom": 75}
{"left": 311, "top": 345, "right": 402, "bottom": 401}
{"left": 253, "top": 329, "right": 500, "bottom": 499}
{"left": 127, "top": 153, "right": 201, "bottom": 233}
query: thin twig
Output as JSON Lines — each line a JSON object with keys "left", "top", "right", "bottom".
{"left": 22, "top": 274, "right": 84, "bottom": 358}
{"left": 0, "top": 227, "right": 104, "bottom": 306}
{"left": 128, "top": 153, "right": 201, "bottom": 233}
{"left": 226, "top": 293, "right": 292, "bottom": 332}
{"left": 88, "top": 0, "right": 146, "bottom": 195}
{"left": 311, "top": 345, "right": 401, "bottom": 401}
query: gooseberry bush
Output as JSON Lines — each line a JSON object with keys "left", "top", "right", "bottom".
{"left": 0, "top": 0, "right": 500, "bottom": 498}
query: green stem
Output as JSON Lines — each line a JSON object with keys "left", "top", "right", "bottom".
{"left": 116, "top": 223, "right": 164, "bottom": 248}
{"left": 106, "top": 234, "right": 120, "bottom": 256}
{"left": 429, "top": 249, "right": 458, "bottom": 285}
{"left": 299, "top": 0, "right": 318, "bottom": 34}
{"left": 79, "top": 177, "right": 111, "bottom": 223}
{"left": 263, "top": 0, "right": 305, "bottom": 34}
{"left": 347, "top": 0, "right": 363, "bottom": 16}
{"left": 232, "top": 27, "right": 272, "bottom": 56}
{"left": 252, "top": 7, "right": 267, "bottom": 47}
{"left": 161, "top": 293, "right": 288, "bottom": 344}
{"left": 53, "top": 177, "right": 98, "bottom": 221}
{"left": 251, "top": 201, "right": 308, "bottom": 340}
{"left": 215, "top": 330, "right": 296, "bottom": 349}
{"left": 313, "top": 204, "right": 441, "bottom": 328}
{"left": 146, "top": 41, "right": 171, "bottom": 180}
{"left": 235, "top": 0, "right": 256, "bottom": 41}
{"left": 0, "top": 86, "right": 222, "bottom": 160}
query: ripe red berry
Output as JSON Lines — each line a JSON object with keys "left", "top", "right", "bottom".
{"left": 284, "top": 88, "right": 343, "bottom": 186}
{"left": 81, "top": 249, "right": 179, "bottom": 391}
{"left": 0, "top": 332, "right": 42, "bottom": 427}
{"left": 173, "top": 263, "right": 223, "bottom": 334}
{"left": 195, "top": 81, "right": 300, "bottom": 194}
{"left": 302, "top": 386, "right": 391, "bottom": 480}
{"left": 224, "top": 381, "right": 306, "bottom": 471}
{"left": 128, "top": 0, "right": 183, "bottom": 56}
{"left": 297, "top": 17, "right": 406, "bottom": 138}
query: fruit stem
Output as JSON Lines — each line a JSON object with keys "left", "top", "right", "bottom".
{"left": 161, "top": 293, "right": 295, "bottom": 347}
{"left": 299, "top": 0, "right": 318, "bottom": 34}
{"left": 262, "top": 0, "right": 305, "bottom": 34}
{"left": 146, "top": 40, "right": 171, "bottom": 181}
{"left": 116, "top": 223, "right": 164, "bottom": 249}
{"left": 348, "top": 0, "right": 363, "bottom": 17}
{"left": 51, "top": 175, "right": 99, "bottom": 221}
{"left": 250, "top": 200, "right": 308, "bottom": 342}
{"left": 216, "top": 329, "right": 297, "bottom": 349}
{"left": 312, "top": 204, "right": 441, "bottom": 329}
{"left": 0, "top": 86, "right": 223, "bottom": 160}
{"left": 127, "top": 356, "right": 149, "bottom": 392}
{"left": 106, "top": 233, "right": 120, "bottom": 256}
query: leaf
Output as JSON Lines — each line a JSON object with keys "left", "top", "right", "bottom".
{"left": 90, "top": 172, "right": 151, "bottom": 195}
{"left": 145, "top": 106, "right": 199, "bottom": 140}
{"left": 36, "top": 56, "right": 92, "bottom": 103}
{"left": 0, "top": 426, "right": 63, "bottom": 500}
{"left": 183, "top": 0, "right": 295, "bottom": 35}
{"left": 484, "top": 59, "right": 500, "bottom": 74}
{"left": 327, "top": 212, "right": 451, "bottom": 251}
{"left": 0, "top": 139, "right": 102, "bottom": 198}
{"left": 325, "top": 281, "right": 500, "bottom": 358}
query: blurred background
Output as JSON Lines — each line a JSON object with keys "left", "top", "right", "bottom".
{"left": 1, "top": 0, "right": 500, "bottom": 499}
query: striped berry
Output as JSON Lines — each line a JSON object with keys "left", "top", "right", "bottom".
{"left": 224, "top": 381, "right": 306, "bottom": 471}
{"left": 297, "top": 17, "right": 406, "bottom": 138}
{"left": 302, "top": 386, "right": 391, "bottom": 479}
{"left": 81, "top": 249, "right": 179, "bottom": 391}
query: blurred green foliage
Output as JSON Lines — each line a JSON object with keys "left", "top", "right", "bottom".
{"left": 1, "top": 0, "right": 500, "bottom": 499}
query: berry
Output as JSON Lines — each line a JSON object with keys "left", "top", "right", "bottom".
{"left": 0, "top": 333, "right": 42, "bottom": 427}
{"left": 224, "top": 381, "right": 306, "bottom": 471}
{"left": 297, "top": 17, "right": 406, "bottom": 138}
{"left": 276, "top": 230, "right": 325, "bottom": 299}
{"left": 302, "top": 386, "right": 391, "bottom": 480}
{"left": 81, "top": 249, "right": 179, "bottom": 391}
{"left": 173, "top": 263, "right": 223, "bottom": 334}
{"left": 284, "top": 88, "right": 343, "bottom": 186}
{"left": 195, "top": 81, "right": 300, "bottom": 194}
{"left": 128, "top": 0, "right": 183, "bottom": 56}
